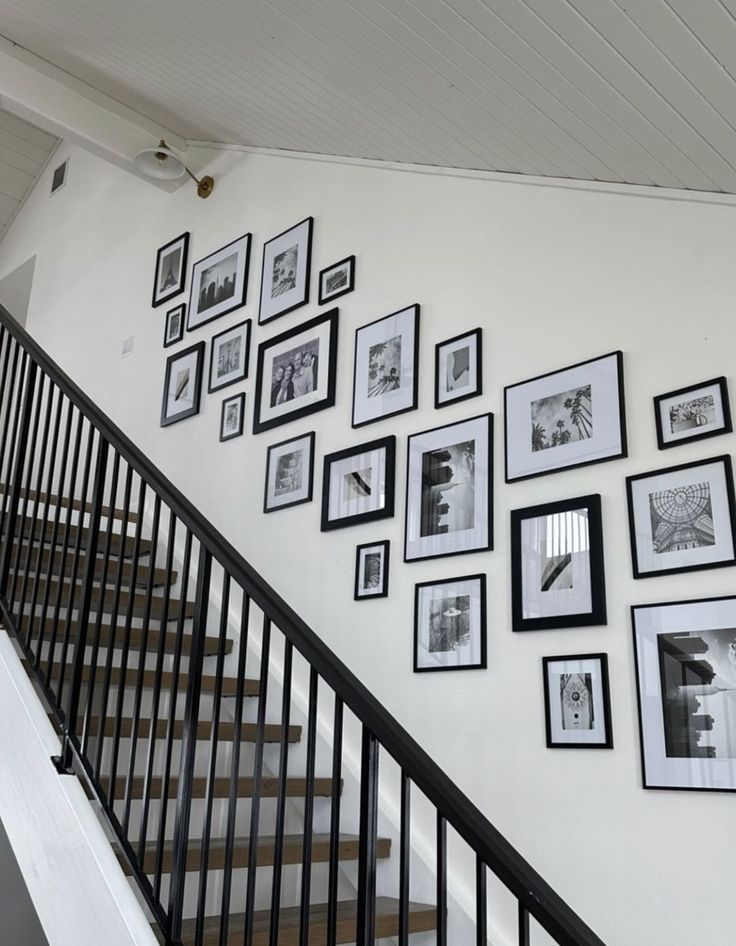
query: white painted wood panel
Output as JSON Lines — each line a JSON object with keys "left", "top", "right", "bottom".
{"left": 0, "top": 109, "right": 57, "bottom": 242}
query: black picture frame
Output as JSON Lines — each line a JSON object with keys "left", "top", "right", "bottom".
{"left": 511, "top": 494, "right": 606, "bottom": 632}
{"left": 542, "top": 653, "right": 613, "bottom": 749}
{"left": 354, "top": 540, "right": 390, "bottom": 600}
{"left": 152, "top": 232, "right": 189, "bottom": 308}
{"left": 258, "top": 216, "right": 313, "bottom": 325}
{"left": 160, "top": 341, "right": 205, "bottom": 428}
{"left": 413, "top": 574, "right": 487, "bottom": 673}
{"left": 654, "top": 376, "right": 732, "bottom": 450}
{"left": 434, "top": 327, "right": 482, "bottom": 409}
{"left": 219, "top": 392, "right": 245, "bottom": 442}
{"left": 319, "top": 255, "right": 355, "bottom": 305}
{"left": 187, "top": 233, "right": 251, "bottom": 332}
{"left": 163, "top": 303, "right": 186, "bottom": 348}
{"left": 208, "top": 319, "right": 251, "bottom": 393}
{"left": 263, "top": 431, "right": 316, "bottom": 513}
{"left": 321, "top": 435, "right": 396, "bottom": 531}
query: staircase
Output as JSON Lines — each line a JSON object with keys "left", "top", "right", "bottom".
{"left": 0, "top": 305, "right": 606, "bottom": 946}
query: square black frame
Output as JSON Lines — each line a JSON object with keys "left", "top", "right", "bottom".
{"left": 208, "top": 319, "right": 251, "bottom": 393}
{"left": 163, "top": 303, "right": 186, "bottom": 348}
{"left": 319, "top": 255, "right": 355, "bottom": 305}
{"left": 160, "top": 341, "right": 205, "bottom": 427}
{"left": 413, "top": 573, "right": 487, "bottom": 673}
{"left": 321, "top": 435, "right": 396, "bottom": 531}
{"left": 220, "top": 392, "right": 245, "bottom": 442}
{"left": 258, "top": 216, "right": 313, "bottom": 325}
{"left": 434, "top": 327, "right": 483, "bottom": 409}
{"left": 263, "top": 431, "right": 316, "bottom": 513}
{"left": 354, "top": 540, "right": 390, "bottom": 600}
{"left": 542, "top": 653, "right": 613, "bottom": 749}
{"left": 187, "top": 233, "right": 251, "bottom": 332}
{"left": 654, "top": 376, "right": 732, "bottom": 450}
{"left": 152, "top": 232, "right": 189, "bottom": 308}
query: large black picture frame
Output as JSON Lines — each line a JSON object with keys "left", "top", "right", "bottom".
{"left": 187, "top": 233, "right": 251, "bottom": 332}
{"left": 160, "top": 341, "right": 205, "bottom": 428}
{"left": 258, "top": 216, "right": 313, "bottom": 325}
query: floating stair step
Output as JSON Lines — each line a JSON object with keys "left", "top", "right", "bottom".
{"left": 86, "top": 715, "right": 301, "bottom": 744}
{"left": 8, "top": 545, "right": 173, "bottom": 586}
{"left": 21, "top": 619, "right": 229, "bottom": 657}
{"left": 46, "top": 661, "right": 258, "bottom": 697}
{"left": 0, "top": 486, "right": 138, "bottom": 523}
{"left": 4, "top": 518, "right": 151, "bottom": 557}
{"left": 17, "top": 578, "right": 194, "bottom": 622}
{"left": 115, "top": 774, "right": 337, "bottom": 800}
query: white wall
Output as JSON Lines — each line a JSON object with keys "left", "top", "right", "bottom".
{"left": 2, "top": 141, "right": 736, "bottom": 945}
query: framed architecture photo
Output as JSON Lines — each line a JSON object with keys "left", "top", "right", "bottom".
{"left": 542, "top": 654, "right": 613, "bottom": 749}
{"left": 220, "top": 392, "right": 245, "bottom": 442}
{"left": 160, "top": 341, "right": 205, "bottom": 427}
{"left": 414, "top": 574, "right": 486, "bottom": 673}
{"left": 632, "top": 596, "right": 736, "bottom": 792}
{"left": 354, "top": 540, "right": 390, "bottom": 600}
{"left": 511, "top": 494, "right": 606, "bottom": 632}
{"left": 152, "top": 232, "right": 189, "bottom": 308}
{"left": 504, "top": 350, "right": 626, "bottom": 483}
{"left": 187, "top": 233, "right": 251, "bottom": 331}
{"left": 263, "top": 431, "right": 315, "bottom": 513}
{"left": 654, "top": 377, "right": 732, "bottom": 450}
{"left": 259, "top": 216, "right": 313, "bottom": 325}
{"left": 319, "top": 255, "right": 355, "bottom": 305}
{"left": 163, "top": 304, "right": 185, "bottom": 348}
{"left": 435, "top": 328, "right": 482, "bottom": 409}
{"left": 321, "top": 435, "right": 395, "bottom": 531}
{"left": 208, "top": 319, "right": 251, "bottom": 393}
{"left": 352, "top": 304, "right": 420, "bottom": 428}
{"left": 404, "top": 413, "right": 493, "bottom": 563}
{"left": 626, "top": 455, "right": 736, "bottom": 579}
{"left": 252, "top": 309, "right": 338, "bottom": 434}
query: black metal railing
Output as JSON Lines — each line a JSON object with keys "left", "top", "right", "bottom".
{"left": 0, "top": 303, "right": 606, "bottom": 946}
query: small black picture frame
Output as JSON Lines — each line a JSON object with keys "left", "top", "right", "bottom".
{"left": 152, "top": 232, "right": 189, "bottom": 308}
{"left": 354, "top": 540, "right": 390, "bottom": 600}
{"left": 542, "top": 653, "right": 613, "bottom": 749}
{"left": 414, "top": 574, "right": 487, "bottom": 673}
{"left": 163, "top": 303, "right": 186, "bottom": 348}
{"left": 434, "top": 327, "right": 482, "bottom": 409}
{"left": 263, "top": 431, "right": 316, "bottom": 513}
{"left": 654, "top": 376, "right": 732, "bottom": 450}
{"left": 319, "top": 255, "right": 355, "bottom": 305}
{"left": 220, "top": 392, "right": 245, "bottom": 442}
{"left": 160, "top": 341, "right": 205, "bottom": 428}
{"left": 208, "top": 319, "right": 251, "bottom": 393}
{"left": 321, "top": 435, "right": 396, "bottom": 531}
{"left": 259, "top": 216, "right": 313, "bottom": 325}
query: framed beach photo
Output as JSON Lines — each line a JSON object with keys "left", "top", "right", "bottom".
{"left": 626, "top": 455, "right": 736, "bottom": 579}
{"left": 263, "top": 431, "right": 315, "bottom": 513}
{"left": 542, "top": 654, "right": 613, "bottom": 749}
{"left": 511, "top": 494, "right": 606, "bottom": 632}
{"left": 187, "top": 233, "right": 251, "bottom": 331}
{"left": 632, "top": 596, "right": 736, "bottom": 792}
{"left": 208, "top": 319, "right": 251, "bottom": 393}
{"left": 354, "top": 540, "right": 390, "bottom": 600}
{"left": 654, "top": 377, "right": 732, "bottom": 450}
{"left": 259, "top": 217, "right": 313, "bottom": 325}
{"left": 152, "top": 232, "right": 189, "bottom": 308}
{"left": 352, "top": 304, "right": 419, "bottom": 428}
{"left": 414, "top": 574, "right": 486, "bottom": 673}
{"left": 504, "top": 351, "right": 626, "bottom": 483}
{"left": 160, "top": 341, "right": 205, "bottom": 427}
{"left": 319, "top": 255, "right": 355, "bottom": 305}
{"left": 219, "top": 392, "right": 245, "bottom": 442}
{"left": 252, "top": 309, "right": 338, "bottom": 434}
{"left": 404, "top": 413, "right": 493, "bottom": 563}
{"left": 435, "top": 328, "right": 482, "bottom": 409}
{"left": 321, "top": 436, "right": 395, "bottom": 531}
{"left": 163, "top": 304, "right": 185, "bottom": 348}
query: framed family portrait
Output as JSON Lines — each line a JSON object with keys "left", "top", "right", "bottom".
{"left": 319, "top": 255, "right": 355, "bottom": 305}
{"left": 404, "top": 413, "right": 493, "bottom": 563}
{"left": 354, "top": 540, "right": 390, "bottom": 600}
{"left": 321, "top": 435, "right": 395, "bottom": 531}
{"left": 654, "top": 377, "right": 732, "bottom": 450}
{"left": 504, "top": 351, "right": 626, "bottom": 482}
{"left": 187, "top": 233, "right": 251, "bottom": 332}
{"left": 164, "top": 304, "right": 185, "bottom": 348}
{"left": 414, "top": 574, "right": 486, "bottom": 673}
{"left": 542, "top": 654, "right": 613, "bottom": 749}
{"left": 632, "top": 596, "right": 736, "bottom": 792}
{"left": 259, "top": 216, "right": 313, "bottom": 324}
{"left": 252, "top": 309, "right": 338, "bottom": 434}
{"left": 435, "top": 328, "right": 482, "bottom": 409}
{"left": 263, "top": 431, "right": 315, "bottom": 513}
{"left": 511, "top": 494, "right": 606, "bottom": 632}
{"left": 160, "top": 341, "right": 205, "bottom": 427}
{"left": 208, "top": 319, "right": 251, "bottom": 393}
{"left": 626, "top": 455, "right": 736, "bottom": 579}
{"left": 352, "top": 304, "right": 419, "bottom": 428}
{"left": 220, "top": 392, "right": 245, "bottom": 442}
{"left": 152, "top": 232, "right": 189, "bottom": 308}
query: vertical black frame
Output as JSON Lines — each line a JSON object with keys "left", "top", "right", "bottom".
{"left": 163, "top": 303, "right": 186, "bottom": 348}
{"left": 160, "top": 341, "right": 205, "bottom": 427}
{"left": 219, "top": 392, "right": 246, "bottom": 442}
{"left": 152, "top": 231, "right": 189, "bottom": 308}
{"left": 542, "top": 653, "right": 613, "bottom": 749}
{"left": 354, "top": 540, "right": 390, "bottom": 600}
{"left": 263, "top": 430, "right": 316, "bottom": 513}
{"left": 258, "top": 216, "right": 314, "bottom": 325}
{"left": 413, "top": 573, "right": 487, "bottom": 673}
{"left": 434, "top": 327, "right": 483, "bottom": 409}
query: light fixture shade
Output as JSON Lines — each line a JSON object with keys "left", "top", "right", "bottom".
{"left": 134, "top": 142, "right": 186, "bottom": 181}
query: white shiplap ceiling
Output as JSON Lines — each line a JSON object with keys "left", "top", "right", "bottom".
{"left": 0, "top": 109, "right": 57, "bottom": 240}
{"left": 2, "top": 1, "right": 736, "bottom": 192}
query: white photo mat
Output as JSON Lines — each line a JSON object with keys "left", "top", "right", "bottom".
{"left": 353, "top": 305, "right": 418, "bottom": 427}
{"left": 545, "top": 656, "right": 608, "bottom": 746}
{"left": 521, "top": 509, "right": 593, "bottom": 620}
{"left": 326, "top": 446, "right": 387, "bottom": 524}
{"left": 165, "top": 348, "right": 199, "bottom": 420}
{"left": 437, "top": 333, "right": 479, "bottom": 405}
{"left": 209, "top": 321, "right": 250, "bottom": 391}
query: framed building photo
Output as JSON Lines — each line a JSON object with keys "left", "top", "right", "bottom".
{"left": 626, "top": 455, "right": 736, "bottom": 579}
{"left": 252, "top": 309, "right": 338, "bottom": 434}
{"left": 435, "top": 328, "right": 482, "bottom": 409}
{"left": 319, "top": 255, "right": 355, "bottom": 305}
{"left": 187, "top": 233, "right": 251, "bottom": 331}
{"left": 208, "top": 319, "right": 251, "bottom": 393}
{"left": 511, "top": 494, "right": 606, "bottom": 632}
{"left": 164, "top": 304, "right": 185, "bottom": 348}
{"left": 654, "top": 377, "right": 732, "bottom": 450}
{"left": 259, "top": 216, "right": 313, "bottom": 325}
{"left": 220, "top": 392, "right": 245, "bottom": 442}
{"left": 352, "top": 304, "right": 420, "bottom": 428}
{"left": 542, "top": 654, "right": 613, "bottom": 749}
{"left": 414, "top": 574, "right": 486, "bottom": 673}
{"left": 152, "top": 232, "right": 189, "bottom": 308}
{"left": 321, "top": 436, "right": 395, "bottom": 531}
{"left": 263, "top": 431, "right": 315, "bottom": 513}
{"left": 404, "top": 413, "right": 493, "bottom": 563}
{"left": 632, "top": 596, "right": 736, "bottom": 792}
{"left": 354, "top": 540, "right": 390, "bottom": 600}
{"left": 160, "top": 341, "right": 205, "bottom": 427}
{"left": 504, "top": 350, "right": 626, "bottom": 483}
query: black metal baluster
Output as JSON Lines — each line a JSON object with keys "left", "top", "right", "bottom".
{"left": 437, "top": 813, "right": 447, "bottom": 946}
{"left": 267, "top": 636, "right": 293, "bottom": 946}
{"left": 0, "top": 342, "right": 23, "bottom": 544}
{"left": 356, "top": 727, "right": 379, "bottom": 946}
{"left": 326, "top": 695, "right": 343, "bottom": 946}
{"left": 0, "top": 330, "right": 15, "bottom": 483}
{"left": 476, "top": 856, "right": 487, "bottom": 946}
{"left": 518, "top": 903, "right": 530, "bottom": 946}
{"left": 398, "top": 772, "right": 410, "bottom": 946}
{"left": 298, "top": 668, "right": 319, "bottom": 946}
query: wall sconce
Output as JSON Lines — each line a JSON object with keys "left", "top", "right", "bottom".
{"left": 134, "top": 139, "right": 214, "bottom": 198}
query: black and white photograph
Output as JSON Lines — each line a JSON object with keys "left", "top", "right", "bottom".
{"left": 208, "top": 319, "right": 251, "bottom": 393}
{"left": 542, "top": 654, "right": 613, "bottom": 749}
{"left": 626, "top": 455, "right": 736, "bottom": 578}
{"left": 654, "top": 377, "right": 732, "bottom": 450}
{"left": 354, "top": 540, "right": 390, "bottom": 600}
{"left": 352, "top": 304, "right": 419, "bottom": 428}
{"left": 405, "top": 413, "right": 493, "bottom": 563}
{"left": 258, "top": 217, "right": 313, "bottom": 324}
{"left": 253, "top": 309, "right": 338, "bottom": 434}
{"left": 633, "top": 596, "right": 736, "bottom": 791}
{"left": 164, "top": 303, "right": 185, "bottom": 348}
{"left": 152, "top": 232, "right": 189, "bottom": 308}
{"left": 319, "top": 255, "right": 355, "bottom": 305}
{"left": 219, "top": 392, "right": 245, "bottom": 442}
{"left": 505, "top": 351, "right": 626, "bottom": 482}
{"left": 511, "top": 495, "right": 607, "bottom": 632}
{"left": 160, "top": 341, "right": 205, "bottom": 427}
{"left": 321, "top": 436, "right": 395, "bottom": 531}
{"left": 414, "top": 574, "right": 486, "bottom": 672}
{"left": 263, "top": 431, "right": 315, "bottom": 513}
{"left": 187, "top": 234, "right": 251, "bottom": 331}
{"left": 435, "top": 328, "right": 482, "bottom": 409}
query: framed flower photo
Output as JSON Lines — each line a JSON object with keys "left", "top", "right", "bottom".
{"left": 354, "top": 540, "right": 390, "bottom": 600}
{"left": 626, "top": 455, "right": 736, "bottom": 579}
{"left": 187, "top": 234, "right": 251, "bottom": 332}
{"left": 319, "top": 255, "right": 355, "bottom": 305}
{"left": 654, "top": 377, "right": 732, "bottom": 450}
{"left": 263, "top": 431, "right": 315, "bottom": 513}
{"left": 414, "top": 574, "right": 486, "bottom": 673}
{"left": 542, "top": 654, "right": 613, "bottom": 749}
{"left": 435, "top": 328, "right": 482, "bottom": 409}
{"left": 352, "top": 304, "right": 419, "bottom": 428}
{"left": 321, "top": 436, "right": 395, "bottom": 531}
{"left": 163, "top": 304, "right": 185, "bottom": 348}
{"left": 152, "top": 232, "right": 189, "bottom": 308}
{"left": 160, "top": 341, "right": 205, "bottom": 427}
{"left": 208, "top": 320, "right": 251, "bottom": 393}
{"left": 259, "top": 217, "right": 313, "bottom": 325}
{"left": 220, "top": 392, "right": 245, "bottom": 442}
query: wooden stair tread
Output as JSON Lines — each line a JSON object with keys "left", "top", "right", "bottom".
{"left": 5, "top": 518, "right": 151, "bottom": 557}
{"left": 46, "top": 661, "right": 257, "bottom": 697}
{"left": 21, "top": 619, "right": 230, "bottom": 656}
{"left": 115, "top": 774, "right": 338, "bottom": 800}
{"left": 85, "top": 715, "right": 300, "bottom": 743}
{"left": 0, "top": 485, "right": 138, "bottom": 523}
{"left": 8, "top": 545, "right": 174, "bottom": 586}
{"left": 17, "top": 578, "right": 194, "bottom": 621}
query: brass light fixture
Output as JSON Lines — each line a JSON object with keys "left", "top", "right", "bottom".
{"left": 134, "top": 139, "right": 214, "bottom": 198}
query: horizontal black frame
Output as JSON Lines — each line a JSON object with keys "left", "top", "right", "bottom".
{"left": 163, "top": 303, "right": 186, "bottom": 348}
{"left": 354, "top": 539, "right": 390, "bottom": 600}
{"left": 413, "top": 573, "right": 487, "bottom": 673}
{"left": 152, "top": 231, "right": 189, "bottom": 308}
{"left": 542, "top": 653, "right": 613, "bottom": 749}
{"left": 258, "top": 216, "right": 313, "bottom": 325}
{"left": 263, "top": 430, "right": 316, "bottom": 513}
{"left": 653, "top": 376, "right": 732, "bottom": 450}
{"left": 320, "top": 434, "right": 396, "bottom": 531}
{"left": 434, "top": 327, "right": 483, "bottom": 409}
{"left": 208, "top": 318, "right": 251, "bottom": 393}
{"left": 219, "top": 392, "right": 245, "bottom": 442}
{"left": 187, "top": 233, "right": 251, "bottom": 332}
{"left": 319, "top": 254, "right": 355, "bottom": 305}
{"left": 160, "top": 340, "right": 205, "bottom": 428}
